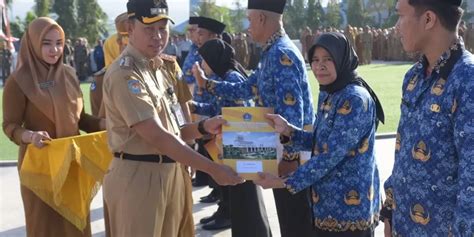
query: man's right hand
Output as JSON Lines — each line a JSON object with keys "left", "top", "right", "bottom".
{"left": 209, "top": 164, "right": 244, "bottom": 186}
{"left": 384, "top": 219, "right": 392, "bottom": 237}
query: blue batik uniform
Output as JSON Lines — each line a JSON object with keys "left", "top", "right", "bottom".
{"left": 191, "top": 70, "right": 251, "bottom": 117}
{"left": 382, "top": 41, "right": 474, "bottom": 236}
{"left": 182, "top": 44, "right": 201, "bottom": 84}
{"left": 192, "top": 74, "right": 219, "bottom": 116}
{"left": 205, "top": 29, "right": 315, "bottom": 237}
{"left": 206, "top": 29, "right": 314, "bottom": 160}
{"left": 284, "top": 84, "right": 380, "bottom": 231}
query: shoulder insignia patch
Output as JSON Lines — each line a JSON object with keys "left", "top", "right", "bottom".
{"left": 90, "top": 81, "right": 97, "bottom": 91}
{"left": 160, "top": 53, "right": 177, "bottom": 62}
{"left": 127, "top": 79, "right": 142, "bottom": 94}
{"left": 93, "top": 67, "right": 107, "bottom": 77}
{"left": 280, "top": 54, "right": 293, "bottom": 66}
{"left": 119, "top": 56, "right": 133, "bottom": 69}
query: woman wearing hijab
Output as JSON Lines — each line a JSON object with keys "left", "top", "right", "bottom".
{"left": 191, "top": 38, "right": 252, "bottom": 116}
{"left": 2, "top": 17, "right": 104, "bottom": 237}
{"left": 255, "top": 32, "right": 385, "bottom": 237}
{"left": 192, "top": 39, "right": 272, "bottom": 237}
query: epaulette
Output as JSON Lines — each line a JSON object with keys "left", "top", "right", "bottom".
{"left": 93, "top": 67, "right": 107, "bottom": 77}
{"left": 119, "top": 56, "right": 134, "bottom": 69}
{"left": 160, "top": 54, "right": 177, "bottom": 62}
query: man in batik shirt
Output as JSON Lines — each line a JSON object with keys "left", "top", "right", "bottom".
{"left": 381, "top": 0, "right": 474, "bottom": 236}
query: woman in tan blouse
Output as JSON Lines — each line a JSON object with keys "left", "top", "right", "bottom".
{"left": 2, "top": 17, "right": 104, "bottom": 237}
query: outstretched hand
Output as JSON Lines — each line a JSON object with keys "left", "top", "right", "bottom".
{"left": 211, "top": 164, "right": 245, "bottom": 186}
{"left": 264, "top": 114, "right": 291, "bottom": 136}
{"left": 204, "top": 116, "right": 227, "bottom": 135}
{"left": 253, "top": 172, "right": 286, "bottom": 189}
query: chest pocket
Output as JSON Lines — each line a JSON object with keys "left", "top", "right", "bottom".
{"left": 142, "top": 76, "right": 164, "bottom": 112}
{"left": 316, "top": 103, "right": 337, "bottom": 141}
{"left": 420, "top": 81, "right": 454, "bottom": 136}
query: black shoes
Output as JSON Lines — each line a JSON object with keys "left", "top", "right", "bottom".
{"left": 202, "top": 217, "right": 231, "bottom": 230}
{"left": 192, "top": 178, "right": 208, "bottom": 187}
{"left": 200, "top": 212, "right": 218, "bottom": 224}
{"left": 199, "top": 189, "right": 218, "bottom": 203}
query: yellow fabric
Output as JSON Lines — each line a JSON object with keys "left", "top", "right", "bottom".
{"left": 20, "top": 131, "right": 113, "bottom": 231}
{"left": 104, "top": 34, "right": 121, "bottom": 67}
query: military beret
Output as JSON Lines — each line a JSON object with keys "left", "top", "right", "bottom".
{"left": 248, "top": 0, "right": 287, "bottom": 14}
{"left": 127, "top": 0, "right": 174, "bottom": 25}
{"left": 198, "top": 17, "right": 226, "bottom": 35}
{"left": 189, "top": 16, "right": 201, "bottom": 25}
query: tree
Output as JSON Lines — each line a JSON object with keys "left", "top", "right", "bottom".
{"left": 10, "top": 11, "right": 37, "bottom": 38}
{"left": 76, "top": 0, "right": 108, "bottom": 44}
{"left": 230, "top": 0, "right": 246, "bottom": 33}
{"left": 35, "top": 0, "right": 50, "bottom": 17}
{"left": 325, "top": 0, "right": 341, "bottom": 28}
{"left": 284, "top": 0, "right": 306, "bottom": 38}
{"left": 347, "top": 0, "right": 365, "bottom": 27}
{"left": 306, "top": 0, "right": 325, "bottom": 30}
{"left": 52, "top": 0, "right": 77, "bottom": 39}
{"left": 365, "top": 0, "right": 396, "bottom": 27}
{"left": 461, "top": 1, "right": 474, "bottom": 22}
{"left": 196, "top": 1, "right": 242, "bottom": 34}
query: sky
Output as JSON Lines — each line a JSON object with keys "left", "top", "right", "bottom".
{"left": 10, "top": 0, "right": 241, "bottom": 25}
{"left": 10, "top": 0, "right": 331, "bottom": 26}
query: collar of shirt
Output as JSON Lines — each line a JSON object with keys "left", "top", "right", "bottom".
{"left": 125, "top": 44, "right": 163, "bottom": 71}
{"left": 262, "top": 28, "right": 286, "bottom": 52}
{"left": 416, "top": 37, "right": 464, "bottom": 75}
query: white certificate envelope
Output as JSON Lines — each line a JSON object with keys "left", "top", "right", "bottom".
{"left": 236, "top": 161, "right": 264, "bottom": 173}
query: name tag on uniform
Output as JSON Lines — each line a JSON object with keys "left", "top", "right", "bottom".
{"left": 171, "top": 103, "right": 186, "bottom": 127}
{"left": 39, "top": 80, "right": 55, "bottom": 89}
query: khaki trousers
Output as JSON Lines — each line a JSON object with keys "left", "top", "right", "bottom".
{"left": 103, "top": 158, "right": 185, "bottom": 237}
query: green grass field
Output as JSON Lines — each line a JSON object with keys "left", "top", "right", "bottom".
{"left": 0, "top": 63, "right": 411, "bottom": 160}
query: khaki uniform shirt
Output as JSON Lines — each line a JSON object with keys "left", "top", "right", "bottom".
{"left": 103, "top": 44, "right": 188, "bottom": 155}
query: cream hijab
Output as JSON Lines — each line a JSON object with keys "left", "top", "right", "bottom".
{"left": 13, "top": 17, "right": 82, "bottom": 137}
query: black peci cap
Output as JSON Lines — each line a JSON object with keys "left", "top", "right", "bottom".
{"left": 247, "top": 0, "right": 287, "bottom": 14}
{"left": 447, "top": 0, "right": 462, "bottom": 6}
{"left": 189, "top": 16, "right": 201, "bottom": 25}
{"left": 198, "top": 17, "right": 226, "bottom": 35}
{"left": 127, "top": 0, "right": 174, "bottom": 25}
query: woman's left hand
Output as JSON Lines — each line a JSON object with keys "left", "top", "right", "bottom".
{"left": 253, "top": 172, "right": 286, "bottom": 189}
{"left": 264, "top": 114, "right": 292, "bottom": 136}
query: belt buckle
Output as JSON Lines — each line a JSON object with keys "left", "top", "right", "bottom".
{"left": 158, "top": 154, "right": 164, "bottom": 164}
{"left": 120, "top": 152, "right": 124, "bottom": 160}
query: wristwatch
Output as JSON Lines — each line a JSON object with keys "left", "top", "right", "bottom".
{"left": 198, "top": 119, "right": 210, "bottom": 136}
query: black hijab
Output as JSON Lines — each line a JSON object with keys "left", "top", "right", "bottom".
{"left": 198, "top": 39, "right": 248, "bottom": 79}
{"left": 308, "top": 32, "right": 385, "bottom": 125}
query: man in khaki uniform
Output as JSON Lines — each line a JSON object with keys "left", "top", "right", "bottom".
{"left": 361, "top": 26, "right": 374, "bottom": 64}
{"left": 101, "top": 0, "right": 243, "bottom": 236}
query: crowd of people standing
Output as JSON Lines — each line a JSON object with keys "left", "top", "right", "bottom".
{"left": 301, "top": 21, "right": 474, "bottom": 64}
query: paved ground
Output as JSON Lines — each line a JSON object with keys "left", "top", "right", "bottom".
{"left": 0, "top": 138, "right": 395, "bottom": 237}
